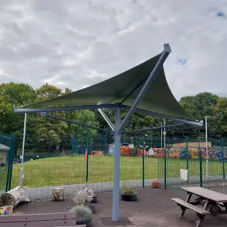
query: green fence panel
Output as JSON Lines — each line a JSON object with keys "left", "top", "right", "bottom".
{"left": 0, "top": 132, "right": 15, "bottom": 194}
{"left": 86, "top": 134, "right": 89, "bottom": 183}
{"left": 222, "top": 138, "right": 225, "bottom": 180}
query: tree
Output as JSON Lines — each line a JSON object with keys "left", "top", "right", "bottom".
{"left": 36, "top": 83, "right": 62, "bottom": 102}
{"left": 0, "top": 95, "right": 13, "bottom": 132}
{"left": 34, "top": 116, "right": 69, "bottom": 153}
{"left": 65, "top": 110, "right": 99, "bottom": 144}
{"left": 94, "top": 109, "right": 157, "bottom": 143}
{"left": 180, "top": 92, "right": 219, "bottom": 120}
{"left": 34, "top": 84, "right": 67, "bottom": 152}
{"left": 0, "top": 83, "right": 36, "bottom": 134}
{"left": 1, "top": 81, "right": 226, "bottom": 151}
{"left": 213, "top": 98, "right": 227, "bottom": 137}
{"left": 179, "top": 92, "right": 219, "bottom": 138}
{"left": 0, "top": 82, "right": 36, "bottom": 106}
{"left": 34, "top": 85, "right": 99, "bottom": 151}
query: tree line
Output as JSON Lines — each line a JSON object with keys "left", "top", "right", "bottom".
{"left": 0, "top": 82, "right": 227, "bottom": 152}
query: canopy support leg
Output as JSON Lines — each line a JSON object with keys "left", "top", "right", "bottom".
{"left": 112, "top": 105, "right": 121, "bottom": 221}
{"left": 98, "top": 109, "right": 115, "bottom": 131}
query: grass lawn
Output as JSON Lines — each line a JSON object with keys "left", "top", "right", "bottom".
{"left": 0, "top": 167, "right": 7, "bottom": 191}
{"left": 11, "top": 155, "right": 226, "bottom": 188}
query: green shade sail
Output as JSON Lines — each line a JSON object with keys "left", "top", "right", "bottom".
{"left": 29, "top": 53, "right": 191, "bottom": 120}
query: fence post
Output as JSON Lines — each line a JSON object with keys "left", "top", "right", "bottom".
{"left": 186, "top": 137, "right": 189, "bottom": 183}
{"left": 186, "top": 137, "right": 189, "bottom": 169}
{"left": 199, "top": 142, "right": 202, "bottom": 187}
{"left": 6, "top": 135, "right": 16, "bottom": 192}
{"left": 142, "top": 136, "right": 145, "bottom": 188}
{"left": 6, "top": 149, "right": 11, "bottom": 192}
{"left": 222, "top": 138, "right": 225, "bottom": 180}
{"left": 86, "top": 134, "right": 89, "bottom": 183}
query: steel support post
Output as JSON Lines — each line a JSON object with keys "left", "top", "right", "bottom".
{"left": 112, "top": 106, "right": 121, "bottom": 221}
{"left": 19, "top": 113, "right": 27, "bottom": 186}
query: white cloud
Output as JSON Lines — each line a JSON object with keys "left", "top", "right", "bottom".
{"left": 0, "top": 0, "right": 227, "bottom": 99}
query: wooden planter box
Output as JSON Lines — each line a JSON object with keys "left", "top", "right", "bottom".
{"left": 152, "top": 180, "right": 161, "bottom": 188}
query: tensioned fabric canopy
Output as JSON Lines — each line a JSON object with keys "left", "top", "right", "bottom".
{"left": 15, "top": 45, "right": 201, "bottom": 222}
{"left": 29, "top": 53, "right": 191, "bottom": 120}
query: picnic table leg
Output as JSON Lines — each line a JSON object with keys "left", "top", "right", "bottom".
{"left": 210, "top": 202, "right": 226, "bottom": 216}
{"left": 223, "top": 202, "right": 227, "bottom": 210}
{"left": 208, "top": 202, "right": 215, "bottom": 213}
{"left": 196, "top": 214, "right": 205, "bottom": 227}
{"left": 179, "top": 193, "right": 192, "bottom": 218}
{"left": 179, "top": 205, "right": 187, "bottom": 218}
{"left": 203, "top": 199, "right": 209, "bottom": 210}
{"left": 209, "top": 201, "right": 222, "bottom": 215}
{"left": 185, "top": 192, "right": 192, "bottom": 202}
{"left": 195, "top": 199, "right": 209, "bottom": 227}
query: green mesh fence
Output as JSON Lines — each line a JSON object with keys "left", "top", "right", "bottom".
{"left": 161, "top": 137, "right": 227, "bottom": 196}
{"left": 12, "top": 134, "right": 160, "bottom": 199}
{"left": 10, "top": 134, "right": 227, "bottom": 199}
{"left": 0, "top": 132, "right": 15, "bottom": 195}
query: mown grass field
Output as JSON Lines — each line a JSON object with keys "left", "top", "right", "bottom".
{"left": 11, "top": 155, "right": 226, "bottom": 188}
{"left": 0, "top": 166, "right": 7, "bottom": 191}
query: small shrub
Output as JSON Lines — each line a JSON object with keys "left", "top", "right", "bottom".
{"left": 121, "top": 182, "right": 136, "bottom": 195}
{"left": 70, "top": 205, "right": 92, "bottom": 222}
{"left": 73, "top": 187, "right": 94, "bottom": 206}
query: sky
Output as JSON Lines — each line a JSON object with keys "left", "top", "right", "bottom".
{"left": 0, "top": 0, "right": 227, "bottom": 100}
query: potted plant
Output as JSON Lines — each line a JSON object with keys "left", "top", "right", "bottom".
{"left": 70, "top": 206, "right": 92, "bottom": 226}
{"left": 121, "top": 183, "right": 137, "bottom": 201}
{"left": 72, "top": 187, "right": 96, "bottom": 213}
{"left": 73, "top": 187, "right": 93, "bottom": 207}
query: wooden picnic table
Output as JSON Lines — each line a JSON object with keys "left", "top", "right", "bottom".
{"left": 182, "top": 186, "right": 227, "bottom": 213}
{"left": 172, "top": 187, "right": 227, "bottom": 227}
{"left": 182, "top": 187, "right": 227, "bottom": 203}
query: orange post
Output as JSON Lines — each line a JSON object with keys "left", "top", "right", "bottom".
{"left": 84, "top": 149, "right": 88, "bottom": 161}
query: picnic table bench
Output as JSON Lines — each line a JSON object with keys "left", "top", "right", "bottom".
{"left": 0, "top": 212, "right": 83, "bottom": 227}
{"left": 172, "top": 187, "right": 227, "bottom": 227}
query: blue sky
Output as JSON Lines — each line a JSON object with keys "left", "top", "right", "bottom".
{"left": 0, "top": 0, "right": 227, "bottom": 99}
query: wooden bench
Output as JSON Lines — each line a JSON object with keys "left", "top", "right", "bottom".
{"left": 0, "top": 212, "right": 78, "bottom": 227}
{"left": 172, "top": 198, "right": 210, "bottom": 227}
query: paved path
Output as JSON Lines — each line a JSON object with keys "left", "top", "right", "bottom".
{"left": 15, "top": 187, "right": 227, "bottom": 227}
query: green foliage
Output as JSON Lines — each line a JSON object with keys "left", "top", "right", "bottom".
{"left": 177, "top": 92, "right": 220, "bottom": 137}
{"left": 180, "top": 92, "right": 218, "bottom": 120}
{"left": 67, "top": 110, "right": 99, "bottom": 143}
{"left": 36, "top": 83, "right": 62, "bottom": 101}
{"left": 70, "top": 206, "right": 92, "bottom": 222}
{"left": 0, "top": 81, "right": 227, "bottom": 147}
{"left": 121, "top": 182, "right": 136, "bottom": 195}
{"left": 0, "top": 83, "right": 36, "bottom": 134}
{"left": 0, "top": 82, "right": 36, "bottom": 106}
{"left": 95, "top": 109, "right": 156, "bottom": 135}
{"left": 213, "top": 97, "right": 227, "bottom": 136}
{"left": 0, "top": 82, "right": 100, "bottom": 153}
